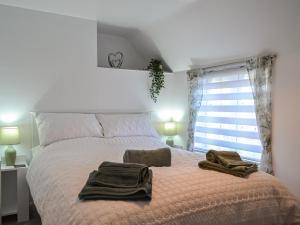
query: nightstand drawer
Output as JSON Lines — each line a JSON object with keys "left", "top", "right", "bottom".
{"left": 1, "top": 162, "right": 29, "bottom": 223}
{"left": 1, "top": 170, "right": 18, "bottom": 216}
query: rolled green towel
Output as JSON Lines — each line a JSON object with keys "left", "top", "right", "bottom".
{"left": 206, "top": 150, "right": 255, "bottom": 168}
{"left": 198, "top": 160, "right": 258, "bottom": 178}
{"left": 199, "top": 150, "right": 258, "bottom": 177}
{"left": 123, "top": 148, "right": 171, "bottom": 167}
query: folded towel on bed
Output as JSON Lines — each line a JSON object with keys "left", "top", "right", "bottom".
{"left": 123, "top": 148, "right": 171, "bottom": 167}
{"left": 199, "top": 150, "right": 257, "bottom": 177}
{"left": 206, "top": 150, "right": 255, "bottom": 168}
{"left": 91, "top": 161, "right": 149, "bottom": 188}
{"left": 198, "top": 160, "right": 257, "bottom": 177}
{"left": 79, "top": 170, "right": 152, "bottom": 200}
{"left": 79, "top": 161, "right": 152, "bottom": 201}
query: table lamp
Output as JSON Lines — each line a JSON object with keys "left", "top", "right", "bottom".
{"left": 0, "top": 126, "right": 20, "bottom": 166}
{"left": 163, "top": 119, "right": 177, "bottom": 147}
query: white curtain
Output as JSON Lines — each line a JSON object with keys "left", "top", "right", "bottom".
{"left": 246, "top": 55, "right": 276, "bottom": 174}
{"left": 186, "top": 69, "right": 204, "bottom": 151}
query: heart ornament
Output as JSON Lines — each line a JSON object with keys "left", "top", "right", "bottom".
{"left": 108, "top": 52, "right": 124, "bottom": 68}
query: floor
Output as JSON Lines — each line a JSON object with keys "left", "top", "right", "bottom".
{"left": 2, "top": 203, "right": 41, "bottom": 225}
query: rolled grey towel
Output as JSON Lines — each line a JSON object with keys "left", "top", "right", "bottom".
{"left": 123, "top": 148, "right": 171, "bottom": 167}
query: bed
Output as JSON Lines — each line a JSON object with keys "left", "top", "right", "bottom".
{"left": 26, "top": 113, "right": 300, "bottom": 225}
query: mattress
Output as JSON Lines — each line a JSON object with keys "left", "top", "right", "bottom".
{"left": 26, "top": 136, "right": 300, "bottom": 225}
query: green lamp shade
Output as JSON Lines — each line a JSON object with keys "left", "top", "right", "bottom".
{"left": 0, "top": 126, "right": 20, "bottom": 145}
{"left": 163, "top": 121, "right": 177, "bottom": 137}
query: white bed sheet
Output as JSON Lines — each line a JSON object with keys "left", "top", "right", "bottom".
{"left": 27, "top": 136, "right": 300, "bottom": 225}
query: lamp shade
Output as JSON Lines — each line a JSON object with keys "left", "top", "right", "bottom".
{"left": 0, "top": 127, "right": 20, "bottom": 145}
{"left": 163, "top": 120, "right": 177, "bottom": 136}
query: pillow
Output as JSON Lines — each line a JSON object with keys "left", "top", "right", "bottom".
{"left": 35, "top": 113, "right": 103, "bottom": 146}
{"left": 96, "top": 113, "right": 159, "bottom": 138}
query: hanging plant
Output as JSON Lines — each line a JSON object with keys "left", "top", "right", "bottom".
{"left": 147, "top": 59, "right": 165, "bottom": 103}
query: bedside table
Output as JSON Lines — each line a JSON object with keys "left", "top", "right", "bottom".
{"left": 173, "top": 145, "right": 184, "bottom": 150}
{"left": 0, "top": 157, "right": 29, "bottom": 224}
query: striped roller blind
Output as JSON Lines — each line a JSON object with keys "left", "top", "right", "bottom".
{"left": 194, "top": 67, "right": 262, "bottom": 162}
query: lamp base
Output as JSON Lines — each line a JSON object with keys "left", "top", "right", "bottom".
{"left": 166, "top": 137, "right": 174, "bottom": 147}
{"left": 5, "top": 145, "right": 16, "bottom": 166}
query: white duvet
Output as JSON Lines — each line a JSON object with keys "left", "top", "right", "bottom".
{"left": 27, "top": 136, "right": 300, "bottom": 225}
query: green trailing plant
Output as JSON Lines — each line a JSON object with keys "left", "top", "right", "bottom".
{"left": 147, "top": 59, "right": 165, "bottom": 103}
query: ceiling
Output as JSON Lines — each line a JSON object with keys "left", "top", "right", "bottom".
{"left": 0, "top": 0, "right": 196, "bottom": 27}
{"left": 1, "top": 0, "right": 300, "bottom": 71}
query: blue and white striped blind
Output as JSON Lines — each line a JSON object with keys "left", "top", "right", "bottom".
{"left": 194, "top": 68, "right": 262, "bottom": 162}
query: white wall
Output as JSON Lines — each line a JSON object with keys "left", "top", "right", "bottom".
{"left": 0, "top": 5, "right": 188, "bottom": 159}
{"left": 273, "top": 52, "right": 300, "bottom": 199}
{"left": 0, "top": 5, "right": 97, "bottom": 119}
{"left": 97, "top": 32, "right": 147, "bottom": 70}
{"left": 0, "top": 5, "right": 96, "bottom": 158}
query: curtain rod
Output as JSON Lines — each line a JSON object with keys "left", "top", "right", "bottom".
{"left": 204, "top": 61, "right": 246, "bottom": 73}
{"left": 189, "top": 59, "right": 249, "bottom": 75}
{"left": 189, "top": 54, "right": 277, "bottom": 74}
{"left": 203, "top": 60, "right": 246, "bottom": 71}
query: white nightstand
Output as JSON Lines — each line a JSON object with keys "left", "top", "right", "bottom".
{"left": 173, "top": 145, "right": 184, "bottom": 150}
{"left": 0, "top": 156, "right": 29, "bottom": 224}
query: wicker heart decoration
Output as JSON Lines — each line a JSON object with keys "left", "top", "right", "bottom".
{"left": 108, "top": 52, "right": 124, "bottom": 68}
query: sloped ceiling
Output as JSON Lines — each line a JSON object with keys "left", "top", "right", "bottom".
{"left": 145, "top": 0, "right": 300, "bottom": 71}
{"left": 1, "top": 0, "right": 300, "bottom": 71}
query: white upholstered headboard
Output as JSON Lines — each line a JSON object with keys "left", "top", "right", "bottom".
{"left": 30, "top": 110, "right": 155, "bottom": 147}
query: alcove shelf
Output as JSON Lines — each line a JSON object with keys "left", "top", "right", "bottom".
{"left": 97, "top": 24, "right": 172, "bottom": 72}
{"left": 96, "top": 66, "right": 173, "bottom": 76}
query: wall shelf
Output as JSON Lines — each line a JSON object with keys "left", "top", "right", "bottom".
{"left": 97, "top": 25, "right": 172, "bottom": 72}
{"left": 96, "top": 66, "right": 173, "bottom": 76}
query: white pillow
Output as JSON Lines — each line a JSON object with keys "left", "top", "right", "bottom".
{"left": 96, "top": 113, "right": 159, "bottom": 138}
{"left": 36, "top": 113, "right": 103, "bottom": 146}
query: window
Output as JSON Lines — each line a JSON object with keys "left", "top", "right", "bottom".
{"left": 194, "top": 67, "right": 262, "bottom": 162}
